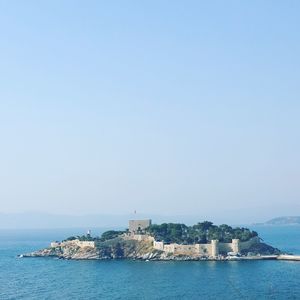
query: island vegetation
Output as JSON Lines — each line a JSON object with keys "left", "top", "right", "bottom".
{"left": 64, "top": 221, "right": 258, "bottom": 245}
{"left": 63, "top": 230, "right": 126, "bottom": 243}
{"left": 146, "top": 222, "right": 258, "bottom": 244}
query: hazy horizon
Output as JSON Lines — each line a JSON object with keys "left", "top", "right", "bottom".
{"left": 0, "top": 211, "right": 298, "bottom": 229}
{"left": 1, "top": 1, "right": 300, "bottom": 223}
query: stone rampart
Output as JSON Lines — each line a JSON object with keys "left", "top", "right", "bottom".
{"left": 195, "top": 243, "right": 211, "bottom": 256}
{"left": 163, "top": 244, "right": 175, "bottom": 253}
{"left": 218, "top": 242, "right": 233, "bottom": 254}
{"left": 153, "top": 241, "right": 164, "bottom": 251}
{"left": 153, "top": 237, "right": 260, "bottom": 257}
{"left": 50, "top": 240, "right": 95, "bottom": 249}
{"left": 74, "top": 240, "right": 96, "bottom": 248}
{"left": 125, "top": 233, "right": 155, "bottom": 242}
{"left": 156, "top": 242, "right": 211, "bottom": 256}
{"left": 173, "top": 244, "right": 199, "bottom": 255}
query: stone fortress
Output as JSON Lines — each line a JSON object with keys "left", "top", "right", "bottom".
{"left": 50, "top": 218, "right": 260, "bottom": 258}
{"left": 25, "top": 218, "right": 300, "bottom": 261}
{"left": 127, "top": 219, "right": 260, "bottom": 257}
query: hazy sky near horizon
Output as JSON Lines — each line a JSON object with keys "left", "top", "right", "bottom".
{"left": 0, "top": 1, "right": 300, "bottom": 223}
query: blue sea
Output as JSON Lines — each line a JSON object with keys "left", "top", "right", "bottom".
{"left": 0, "top": 226, "right": 299, "bottom": 299}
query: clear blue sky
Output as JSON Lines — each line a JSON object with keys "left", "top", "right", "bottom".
{"left": 0, "top": 1, "right": 299, "bottom": 223}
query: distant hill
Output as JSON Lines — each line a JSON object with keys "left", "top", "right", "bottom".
{"left": 266, "top": 216, "right": 300, "bottom": 225}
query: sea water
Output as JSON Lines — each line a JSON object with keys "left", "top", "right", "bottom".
{"left": 0, "top": 226, "right": 299, "bottom": 299}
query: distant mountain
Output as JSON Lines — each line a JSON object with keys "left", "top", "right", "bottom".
{"left": 265, "top": 216, "right": 300, "bottom": 225}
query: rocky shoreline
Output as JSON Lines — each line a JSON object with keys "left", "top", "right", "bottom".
{"left": 20, "top": 219, "right": 290, "bottom": 262}
{"left": 20, "top": 235, "right": 282, "bottom": 261}
{"left": 20, "top": 249, "right": 300, "bottom": 262}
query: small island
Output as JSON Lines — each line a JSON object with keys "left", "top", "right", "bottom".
{"left": 265, "top": 216, "right": 300, "bottom": 225}
{"left": 22, "top": 218, "right": 296, "bottom": 261}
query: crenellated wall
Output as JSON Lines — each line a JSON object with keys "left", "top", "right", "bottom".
{"left": 195, "top": 243, "right": 211, "bottom": 255}
{"left": 153, "top": 241, "right": 213, "bottom": 256}
{"left": 218, "top": 242, "right": 233, "bottom": 254}
{"left": 153, "top": 237, "right": 260, "bottom": 257}
{"left": 74, "top": 240, "right": 96, "bottom": 248}
{"left": 153, "top": 241, "right": 164, "bottom": 251}
{"left": 50, "top": 240, "right": 96, "bottom": 249}
{"left": 124, "top": 233, "right": 155, "bottom": 242}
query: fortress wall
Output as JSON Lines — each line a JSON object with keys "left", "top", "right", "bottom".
{"left": 217, "top": 237, "right": 259, "bottom": 254}
{"left": 124, "top": 231, "right": 259, "bottom": 256}
{"left": 96, "top": 231, "right": 258, "bottom": 255}
{"left": 163, "top": 244, "right": 175, "bottom": 253}
{"left": 162, "top": 244, "right": 212, "bottom": 256}
{"left": 173, "top": 244, "right": 198, "bottom": 255}
{"left": 74, "top": 240, "right": 96, "bottom": 248}
{"left": 53, "top": 240, "right": 96, "bottom": 249}
{"left": 195, "top": 243, "right": 211, "bottom": 256}
{"left": 153, "top": 241, "right": 164, "bottom": 251}
{"left": 144, "top": 236, "right": 259, "bottom": 256}
{"left": 218, "top": 242, "right": 233, "bottom": 254}
{"left": 130, "top": 234, "right": 155, "bottom": 242}
{"left": 156, "top": 239, "right": 260, "bottom": 256}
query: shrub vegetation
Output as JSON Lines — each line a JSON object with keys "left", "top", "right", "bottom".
{"left": 146, "top": 221, "right": 257, "bottom": 244}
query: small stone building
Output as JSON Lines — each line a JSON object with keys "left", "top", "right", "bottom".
{"left": 129, "top": 219, "right": 152, "bottom": 233}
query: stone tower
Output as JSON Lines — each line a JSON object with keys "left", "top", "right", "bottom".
{"left": 231, "top": 239, "right": 240, "bottom": 254}
{"left": 211, "top": 239, "right": 219, "bottom": 257}
{"left": 128, "top": 219, "right": 152, "bottom": 233}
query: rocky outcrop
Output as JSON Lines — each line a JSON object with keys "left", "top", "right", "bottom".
{"left": 23, "top": 237, "right": 157, "bottom": 260}
{"left": 240, "top": 242, "right": 281, "bottom": 256}
{"left": 24, "top": 243, "right": 99, "bottom": 260}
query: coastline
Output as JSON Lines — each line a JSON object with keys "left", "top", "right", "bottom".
{"left": 20, "top": 253, "right": 300, "bottom": 262}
